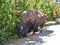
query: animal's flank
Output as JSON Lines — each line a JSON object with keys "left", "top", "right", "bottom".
{"left": 14, "top": 9, "right": 46, "bottom": 37}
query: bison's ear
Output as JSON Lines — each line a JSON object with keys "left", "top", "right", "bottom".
{"left": 20, "top": 26, "right": 23, "bottom": 30}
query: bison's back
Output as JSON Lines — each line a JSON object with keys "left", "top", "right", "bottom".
{"left": 21, "top": 9, "right": 45, "bottom": 25}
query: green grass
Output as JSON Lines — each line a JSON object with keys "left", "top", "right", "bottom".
{"left": 0, "top": 0, "right": 59, "bottom": 44}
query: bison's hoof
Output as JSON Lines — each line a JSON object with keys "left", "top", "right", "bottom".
{"left": 27, "top": 32, "right": 34, "bottom": 36}
{"left": 34, "top": 31, "right": 40, "bottom": 34}
{"left": 40, "top": 30, "right": 42, "bottom": 33}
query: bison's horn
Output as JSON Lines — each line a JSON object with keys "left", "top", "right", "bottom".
{"left": 21, "top": 26, "right": 23, "bottom": 30}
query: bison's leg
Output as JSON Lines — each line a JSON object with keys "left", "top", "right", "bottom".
{"left": 33, "top": 25, "right": 38, "bottom": 32}
{"left": 33, "top": 25, "right": 40, "bottom": 34}
{"left": 39, "top": 23, "right": 45, "bottom": 33}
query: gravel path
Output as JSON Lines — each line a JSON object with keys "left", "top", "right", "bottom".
{"left": 6, "top": 24, "right": 60, "bottom": 45}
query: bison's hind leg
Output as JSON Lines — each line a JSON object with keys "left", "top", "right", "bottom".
{"left": 39, "top": 22, "right": 45, "bottom": 33}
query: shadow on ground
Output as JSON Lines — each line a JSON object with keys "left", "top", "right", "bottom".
{"left": 9, "top": 30, "right": 54, "bottom": 45}
{"left": 39, "top": 30, "right": 54, "bottom": 36}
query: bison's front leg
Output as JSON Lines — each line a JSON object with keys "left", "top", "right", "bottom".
{"left": 33, "top": 25, "right": 40, "bottom": 34}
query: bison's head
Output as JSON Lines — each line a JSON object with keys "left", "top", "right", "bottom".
{"left": 14, "top": 22, "right": 29, "bottom": 37}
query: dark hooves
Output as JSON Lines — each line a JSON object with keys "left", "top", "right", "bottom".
{"left": 40, "top": 30, "right": 43, "bottom": 33}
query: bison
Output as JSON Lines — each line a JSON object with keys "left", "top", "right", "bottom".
{"left": 14, "top": 9, "right": 46, "bottom": 37}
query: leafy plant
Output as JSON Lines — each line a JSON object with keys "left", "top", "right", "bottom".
{"left": 0, "top": 0, "right": 56, "bottom": 44}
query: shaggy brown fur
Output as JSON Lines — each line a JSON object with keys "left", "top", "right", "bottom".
{"left": 21, "top": 9, "right": 45, "bottom": 25}
{"left": 14, "top": 9, "right": 46, "bottom": 37}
